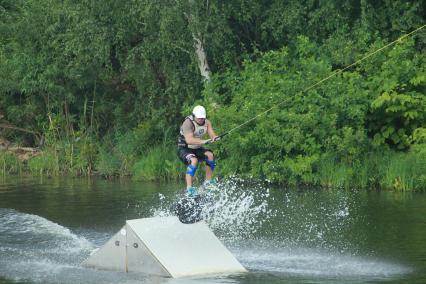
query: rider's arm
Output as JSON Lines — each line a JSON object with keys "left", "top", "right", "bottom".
{"left": 206, "top": 120, "right": 220, "bottom": 142}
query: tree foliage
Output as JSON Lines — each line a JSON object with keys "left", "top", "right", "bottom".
{"left": 205, "top": 35, "right": 425, "bottom": 185}
{"left": 0, "top": 0, "right": 425, "bottom": 188}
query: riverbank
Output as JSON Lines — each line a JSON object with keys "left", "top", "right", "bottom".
{"left": 2, "top": 142, "right": 425, "bottom": 191}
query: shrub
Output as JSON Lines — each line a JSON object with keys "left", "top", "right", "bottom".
{"left": 133, "top": 145, "right": 182, "bottom": 181}
{"left": 0, "top": 152, "right": 23, "bottom": 175}
{"left": 27, "top": 151, "right": 59, "bottom": 176}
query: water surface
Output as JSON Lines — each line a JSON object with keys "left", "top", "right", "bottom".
{"left": 0, "top": 176, "right": 425, "bottom": 283}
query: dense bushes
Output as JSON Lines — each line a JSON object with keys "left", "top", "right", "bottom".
{"left": 0, "top": 1, "right": 425, "bottom": 190}
{"left": 205, "top": 37, "right": 426, "bottom": 190}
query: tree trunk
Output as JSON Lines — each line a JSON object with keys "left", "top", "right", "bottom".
{"left": 185, "top": 0, "right": 211, "bottom": 82}
{"left": 193, "top": 33, "right": 211, "bottom": 82}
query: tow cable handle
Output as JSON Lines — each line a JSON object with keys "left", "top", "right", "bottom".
{"left": 204, "top": 132, "right": 229, "bottom": 145}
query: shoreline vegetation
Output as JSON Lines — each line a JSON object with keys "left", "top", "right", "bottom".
{"left": 1, "top": 137, "right": 425, "bottom": 191}
{"left": 1, "top": 1, "right": 425, "bottom": 191}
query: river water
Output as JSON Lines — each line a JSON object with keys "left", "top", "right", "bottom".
{"left": 0, "top": 176, "right": 425, "bottom": 283}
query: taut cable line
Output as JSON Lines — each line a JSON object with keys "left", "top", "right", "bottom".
{"left": 216, "top": 24, "right": 426, "bottom": 139}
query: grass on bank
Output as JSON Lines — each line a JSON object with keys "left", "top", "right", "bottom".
{"left": 132, "top": 145, "right": 183, "bottom": 181}
{"left": 316, "top": 148, "right": 426, "bottom": 191}
{"left": 1, "top": 143, "right": 425, "bottom": 191}
{"left": 27, "top": 150, "right": 60, "bottom": 176}
{"left": 0, "top": 152, "right": 23, "bottom": 175}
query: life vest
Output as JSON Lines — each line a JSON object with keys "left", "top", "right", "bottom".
{"left": 177, "top": 115, "right": 208, "bottom": 149}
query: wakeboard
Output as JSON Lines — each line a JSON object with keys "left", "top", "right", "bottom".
{"left": 171, "top": 193, "right": 215, "bottom": 224}
{"left": 171, "top": 195, "right": 202, "bottom": 224}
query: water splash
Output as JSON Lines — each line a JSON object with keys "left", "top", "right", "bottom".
{"left": 0, "top": 208, "right": 93, "bottom": 256}
{"left": 149, "top": 179, "right": 414, "bottom": 281}
{"left": 268, "top": 189, "right": 365, "bottom": 253}
{"left": 235, "top": 243, "right": 412, "bottom": 278}
{"left": 151, "top": 178, "right": 357, "bottom": 252}
{"left": 198, "top": 178, "right": 276, "bottom": 242}
{"left": 150, "top": 177, "right": 277, "bottom": 243}
{"left": 150, "top": 193, "right": 175, "bottom": 218}
{"left": 0, "top": 209, "right": 163, "bottom": 284}
{"left": 0, "top": 208, "right": 97, "bottom": 283}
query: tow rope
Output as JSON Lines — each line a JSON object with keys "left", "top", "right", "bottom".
{"left": 213, "top": 24, "right": 426, "bottom": 140}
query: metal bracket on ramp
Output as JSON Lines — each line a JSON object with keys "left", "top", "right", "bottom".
{"left": 82, "top": 216, "right": 247, "bottom": 278}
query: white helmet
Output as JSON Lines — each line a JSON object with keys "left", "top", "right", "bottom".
{"left": 192, "top": 105, "right": 206, "bottom": 118}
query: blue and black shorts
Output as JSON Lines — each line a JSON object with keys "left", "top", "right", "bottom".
{"left": 177, "top": 147, "right": 213, "bottom": 165}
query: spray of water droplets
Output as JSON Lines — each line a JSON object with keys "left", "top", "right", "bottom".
{"left": 199, "top": 177, "right": 277, "bottom": 242}
{"left": 150, "top": 177, "right": 277, "bottom": 243}
{"left": 269, "top": 189, "right": 365, "bottom": 253}
{"left": 152, "top": 179, "right": 368, "bottom": 256}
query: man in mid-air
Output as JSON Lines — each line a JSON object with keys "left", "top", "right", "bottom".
{"left": 177, "top": 105, "right": 220, "bottom": 196}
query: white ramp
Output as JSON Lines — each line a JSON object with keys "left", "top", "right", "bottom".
{"left": 82, "top": 226, "right": 127, "bottom": 271}
{"left": 82, "top": 216, "right": 246, "bottom": 278}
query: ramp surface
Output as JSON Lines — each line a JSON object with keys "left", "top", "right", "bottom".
{"left": 83, "top": 216, "right": 246, "bottom": 278}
